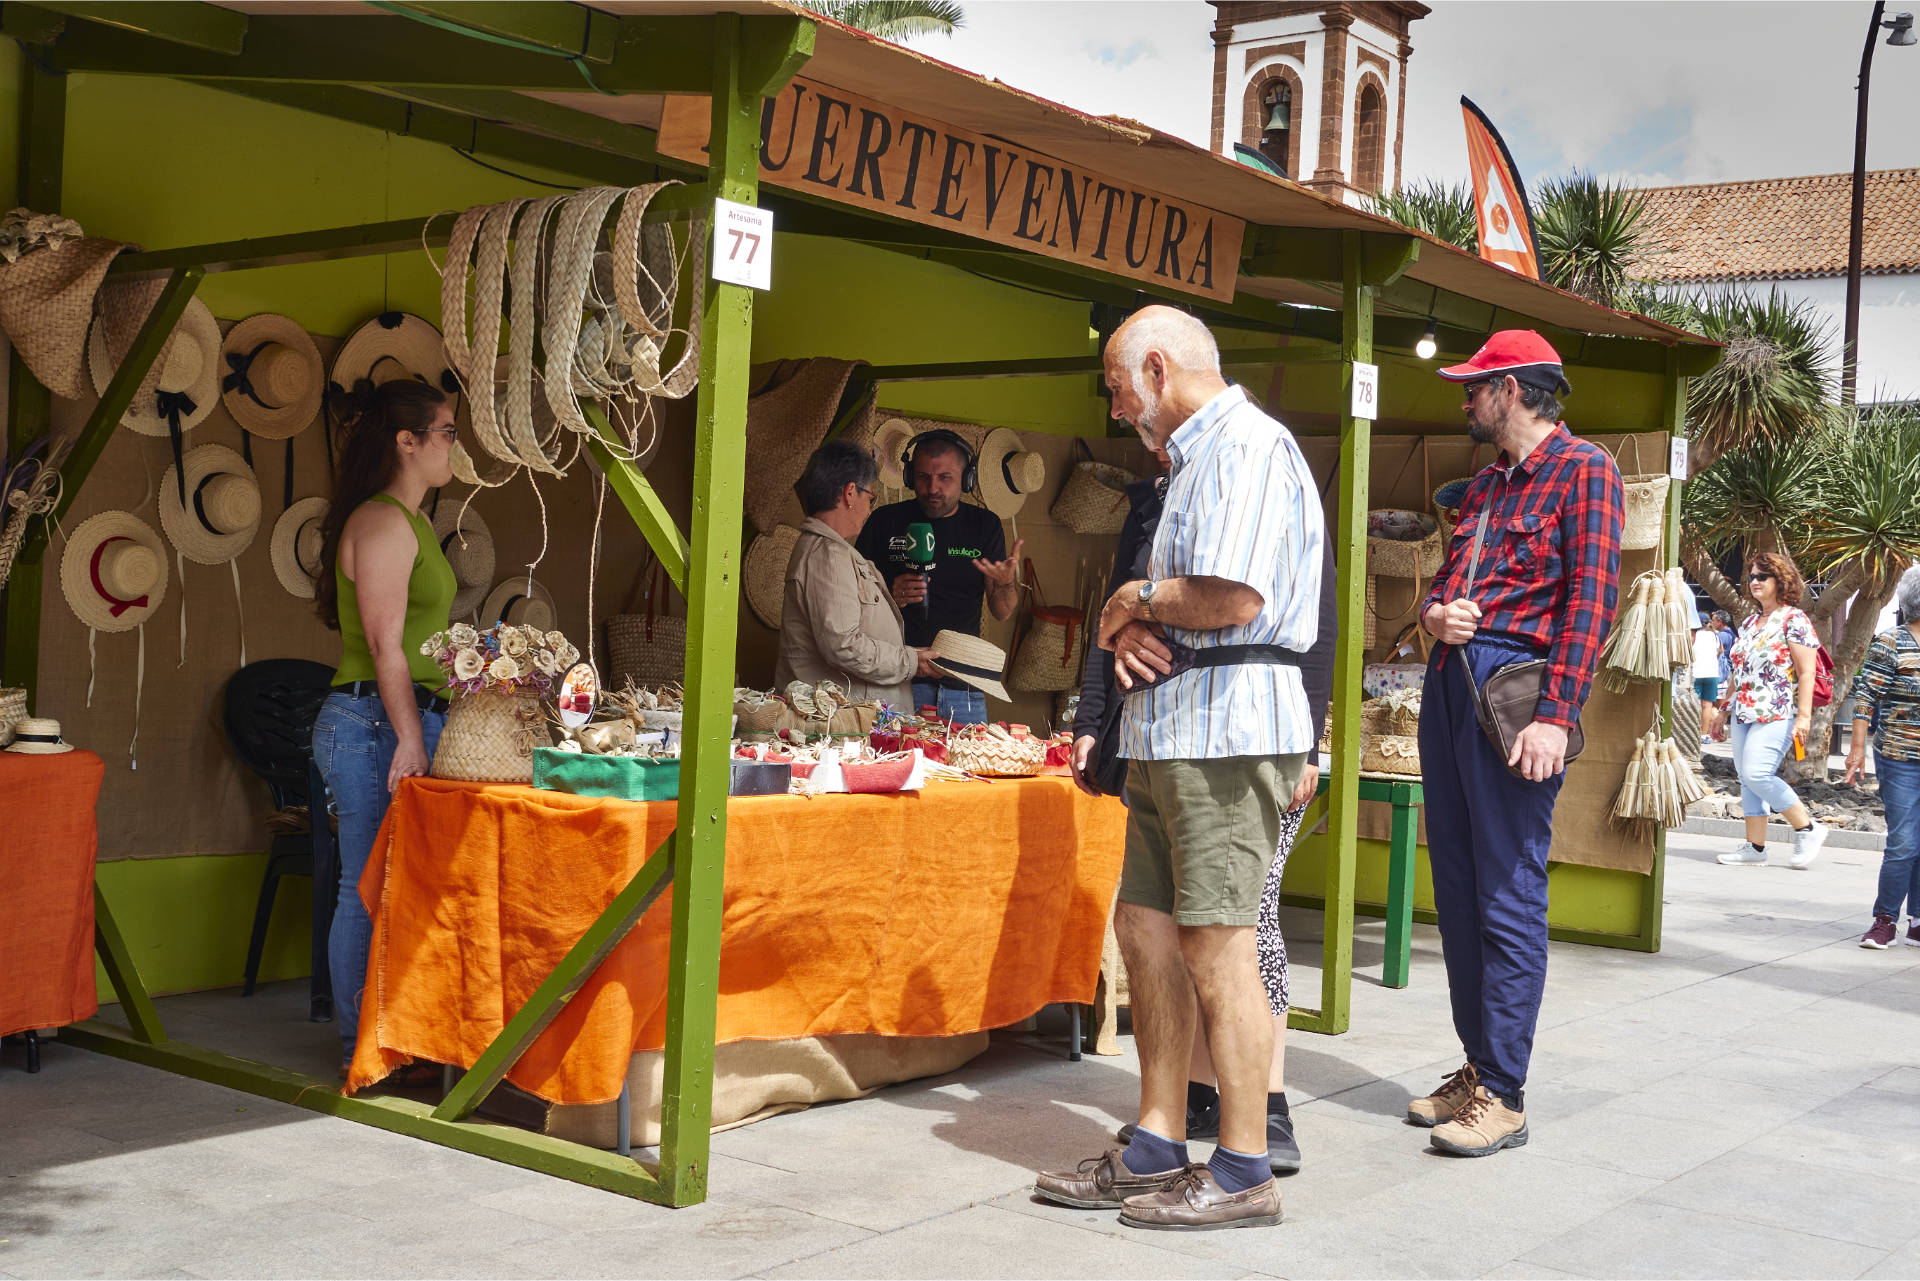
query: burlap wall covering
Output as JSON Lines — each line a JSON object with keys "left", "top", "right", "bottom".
{"left": 39, "top": 326, "right": 684, "bottom": 862}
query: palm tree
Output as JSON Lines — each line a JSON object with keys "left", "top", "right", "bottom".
{"left": 795, "top": 0, "right": 963, "bottom": 40}
{"left": 1532, "top": 171, "right": 1662, "bottom": 308}
{"left": 1367, "top": 180, "right": 1476, "bottom": 254}
{"left": 1679, "top": 288, "right": 1835, "bottom": 475}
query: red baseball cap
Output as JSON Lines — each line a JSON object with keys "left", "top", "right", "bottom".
{"left": 1438, "top": 329, "right": 1572, "bottom": 396}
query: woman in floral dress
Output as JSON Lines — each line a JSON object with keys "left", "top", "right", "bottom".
{"left": 1718, "top": 553, "right": 1829, "bottom": 869}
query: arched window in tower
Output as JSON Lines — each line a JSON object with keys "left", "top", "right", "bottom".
{"left": 1353, "top": 79, "right": 1387, "bottom": 193}
{"left": 1258, "top": 79, "right": 1293, "bottom": 177}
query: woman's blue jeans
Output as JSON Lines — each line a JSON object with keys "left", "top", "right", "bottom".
{"left": 312, "top": 690, "right": 444, "bottom": 1066}
{"left": 1731, "top": 717, "right": 1801, "bottom": 818}
{"left": 1875, "top": 754, "right": 1920, "bottom": 919}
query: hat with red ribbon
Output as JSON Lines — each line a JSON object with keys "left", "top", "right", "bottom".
{"left": 1437, "top": 329, "right": 1572, "bottom": 397}
{"left": 60, "top": 508, "right": 169, "bottom": 632}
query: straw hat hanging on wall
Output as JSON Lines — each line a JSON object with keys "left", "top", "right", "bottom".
{"left": 221, "top": 313, "right": 324, "bottom": 440}
{"left": 873, "top": 418, "right": 918, "bottom": 489}
{"left": 743, "top": 524, "right": 800, "bottom": 629}
{"left": 480, "top": 577, "right": 559, "bottom": 633}
{"left": 430, "top": 499, "right": 496, "bottom": 621}
{"left": 269, "top": 497, "right": 329, "bottom": 600}
{"left": 89, "top": 282, "right": 223, "bottom": 508}
{"left": 0, "top": 234, "right": 127, "bottom": 399}
{"left": 159, "top": 443, "right": 262, "bottom": 668}
{"left": 329, "top": 312, "right": 461, "bottom": 401}
{"left": 974, "top": 428, "right": 1046, "bottom": 518}
{"left": 60, "top": 508, "right": 170, "bottom": 765}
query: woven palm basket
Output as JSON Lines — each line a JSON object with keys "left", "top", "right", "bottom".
{"left": 947, "top": 736, "right": 1047, "bottom": 777}
{"left": 1359, "top": 733, "right": 1423, "bottom": 777}
{"left": 0, "top": 687, "right": 27, "bottom": 747}
{"left": 1671, "top": 682, "right": 1704, "bottom": 762}
{"left": 1619, "top": 473, "right": 1670, "bottom": 552}
{"left": 432, "top": 688, "right": 548, "bottom": 783}
{"left": 1050, "top": 460, "right": 1135, "bottom": 535}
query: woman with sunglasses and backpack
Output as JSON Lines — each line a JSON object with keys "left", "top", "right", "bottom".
{"left": 1718, "top": 552, "right": 1829, "bottom": 869}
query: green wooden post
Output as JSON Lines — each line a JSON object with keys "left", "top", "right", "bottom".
{"left": 657, "top": 13, "right": 759, "bottom": 1208}
{"left": 93, "top": 881, "right": 166, "bottom": 1044}
{"left": 1383, "top": 785, "right": 1418, "bottom": 988}
{"left": 1317, "top": 230, "right": 1373, "bottom": 1035}
{"left": 581, "top": 402, "right": 692, "bottom": 593}
{"left": 1645, "top": 361, "right": 1688, "bottom": 954}
{"left": 0, "top": 54, "right": 65, "bottom": 693}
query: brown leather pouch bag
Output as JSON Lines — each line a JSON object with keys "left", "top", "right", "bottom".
{"left": 1457, "top": 510, "right": 1584, "bottom": 779}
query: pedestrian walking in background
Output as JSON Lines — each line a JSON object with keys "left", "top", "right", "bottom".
{"left": 1415, "top": 331, "right": 1623, "bottom": 1158}
{"left": 1693, "top": 617, "right": 1725, "bottom": 741}
{"left": 1846, "top": 565, "right": 1920, "bottom": 948}
{"left": 1717, "top": 553, "right": 1829, "bottom": 869}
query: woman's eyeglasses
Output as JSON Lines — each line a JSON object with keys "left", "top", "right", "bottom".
{"left": 1748, "top": 572, "right": 1775, "bottom": 583}
{"left": 417, "top": 427, "right": 459, "bottom": 442}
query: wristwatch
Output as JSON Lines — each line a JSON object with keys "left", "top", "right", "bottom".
{"left": 1138, "top": 579, "right": 1156, "bottom": 619}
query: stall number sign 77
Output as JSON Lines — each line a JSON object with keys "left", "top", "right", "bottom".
{"left": 712, "top": 198, "right": 773, "bottom": 291}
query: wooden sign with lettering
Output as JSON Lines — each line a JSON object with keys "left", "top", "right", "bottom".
{"left": 657, "top": 78, "right": 1244, "bottom": 303}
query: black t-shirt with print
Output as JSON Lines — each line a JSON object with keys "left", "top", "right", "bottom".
{"left": 855, "top": 498, "right": 1006, "bottom": 649}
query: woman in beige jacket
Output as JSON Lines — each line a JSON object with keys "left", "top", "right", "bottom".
{"left": 776, "top": 441, "right": 939, "bottom": 709}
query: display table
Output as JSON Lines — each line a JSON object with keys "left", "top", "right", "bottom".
{"left": 347, "top": 776, "right": 1127, "bottom": 1104}
{"left": 1301, "top": 774, "right": 1425, "bottom": 989}
{"left": 0, "top": 750, "right": 106, "bottom": 1059}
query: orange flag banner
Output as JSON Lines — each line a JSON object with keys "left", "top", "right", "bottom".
{"left": 1461, "top": 97, "right": 1542, "bottom": 280}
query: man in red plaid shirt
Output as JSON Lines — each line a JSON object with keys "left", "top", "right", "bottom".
{"left": 1408, "top": 331, "right": 1624, "bottom": 1158}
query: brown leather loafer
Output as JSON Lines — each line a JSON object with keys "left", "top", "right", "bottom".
{"left": 1033, "top": 1148, "right": 1187, "bottom": 1209}
{"left": 1119, "top": 1165, "right": 1283, "bottom": 1231}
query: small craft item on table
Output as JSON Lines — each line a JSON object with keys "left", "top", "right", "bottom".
{"left": 733, "top": 680, "right": 880, "bottom": 740}
{"left": 945, "top": 722, "right": 1048, "bottom": 777}
{"left": 427, "top": 620, "right": 580, "bottom": 783}
{"left": 1363, "top": 662, "right": 1427, "bottom": 699}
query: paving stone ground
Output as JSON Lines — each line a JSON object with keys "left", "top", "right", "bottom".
{"left": 5, "top": 829, "right": 1918, "bottom": 1280}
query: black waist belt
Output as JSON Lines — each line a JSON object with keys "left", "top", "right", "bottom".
{"left": 1190, "top": 644, "right": 1305, "bottom": 669}
{"left": 342, "top": 681, "right": 450, "bottom": 715}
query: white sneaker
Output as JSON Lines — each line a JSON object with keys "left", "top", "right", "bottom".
{"left": 1788, "top": 822, "right": 1828, "bottom": 869}
{"left": 1717, "top": 844, "right": 1768, "bottom": 866}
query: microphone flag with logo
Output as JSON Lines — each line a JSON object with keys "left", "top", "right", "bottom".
{"left": 1460, "top": 96, "right": 1543, "bottom": 280}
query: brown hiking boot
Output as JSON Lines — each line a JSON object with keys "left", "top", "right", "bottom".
{"left": 1034, "top": 1148, "right": 1187, "bottom": 1209}
{"left": 1405, "top": 1061, "right": 1477, "bottom": 1128}
{"left": 1430, "top": 1085, "right": 1528, "bottom": 1157}
{"left": 1118, "top": 1165, "right": 1283, "bottom": 1231}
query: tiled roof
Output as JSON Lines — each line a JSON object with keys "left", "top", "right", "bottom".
{"left": 1631, "top": 168, "right": 1920, "bottom": 282}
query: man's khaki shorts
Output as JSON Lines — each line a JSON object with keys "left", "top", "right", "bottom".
{"left": 1119, "top": 754, "right": 1307, "bottom": 928}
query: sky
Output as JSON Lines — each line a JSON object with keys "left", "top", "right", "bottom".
{"left": 922, "top": 1, "right": 1920, "bottom": 188}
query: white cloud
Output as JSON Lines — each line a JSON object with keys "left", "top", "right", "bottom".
{"left": 923, "top": 0, "right": 1920, "bottom": 187}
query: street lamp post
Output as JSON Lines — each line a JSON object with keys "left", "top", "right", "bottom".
{"left": 1842, "top": 2, "right": 1916, "bottom": 407}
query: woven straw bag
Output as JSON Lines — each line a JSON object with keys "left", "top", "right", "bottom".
{"left": 1611, "top": 438, "right": 1670, "bottom": 552}
{"left": 948, "top": 735, "right": 1047, "bottom": 777}
{"left": 607, "top": 555, "right": 686, "bottom": 688}
{"left": 1367, "top": 509, "right": 1444, "bottom": 579}
{"left": 740, "top": 359, "right": 867, "bottom": 534}
{"left": 432, "top": 688, "right": 548, "bottom": 783}
{"left": 0, "top": 687, "right": 27, "bottom": 747}
{"left": 1050, "top": 441, "right": 1137, "bottom": 535}
{"left": 1359, "top": 732, "right": 1423, "bottom": 777}
{"left": 1360, "top": 695, "right": 1421, "bottom": 738}
{"left": 1672, "top": 681, "right": 1704, "bottom": 762}
{"left": 1007, "top": 559, "right": 1085, "bottom": 693}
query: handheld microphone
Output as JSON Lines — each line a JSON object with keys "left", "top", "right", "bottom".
{"left": 906, "top": 521, "right": 935, "bottom": 626}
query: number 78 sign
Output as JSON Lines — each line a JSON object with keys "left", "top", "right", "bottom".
{"left": 711, "top": 198, "right": 773, "bottom": 291}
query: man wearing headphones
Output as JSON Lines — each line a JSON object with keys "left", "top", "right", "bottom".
{"left": 856, "top": 429, "right": 1023, "bottom": 724}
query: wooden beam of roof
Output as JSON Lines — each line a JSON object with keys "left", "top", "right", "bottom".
{"left": 374, "top": 3, "right": 619, "bottom": 64}
{"left": 1242, "top": 229, "right": 1421, "bottom": 287}
{"left": 32, "top": 12, "right": 813, "bottom": 98}
{"left": 28, "top": 2, "right": 246, "bottom": 55}
{"left": 861, "top": 346, "right": 1336, "bottom": 382}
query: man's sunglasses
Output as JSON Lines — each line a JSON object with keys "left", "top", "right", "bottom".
{"left": 1465, "top": 375, "right": 1508, "bottom": 396}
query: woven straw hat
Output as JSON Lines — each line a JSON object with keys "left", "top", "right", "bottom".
{"left": 0, "top": 236, "right": 127, "bottom": 399}
{"left": 743, "top": 523, "right": 800, "bottom": 629}
{"left": 431, "top": 499, "right": 496, "bottom": 620}
{"left": 159, "top": 444, "right": 261, "bottom": 565}
{"left": 929, "top": 628, "right": 1011, "bottom": 703}
{"left": 87, "top": 286, "right": 222, "bottom": 438}
{"left": 60, "top": 508, "right": 169, "bottom": 632}
{"left": 873, "top": 418, "right": 918, "bottom": 488}
{"left": 4, "top": 716, "right": 72, "bottom": 754}
{"left": 329, "top": 312, "right": 460, "bottom": 401}
{"left": 269, "top": 496, "right": 328, "bottom": 600}
{"left": 221, "top": 313, "right": 323, "bottom": 440}
{"left": 481, "top": 576, "right": 558, "bottom": 633}
{"left": 975, "top": 428, "right": 1045, "bottom": 518}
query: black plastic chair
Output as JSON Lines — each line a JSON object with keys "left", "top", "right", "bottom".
{"left": 222, "top": 659, "right": 336, "bottom": 1013}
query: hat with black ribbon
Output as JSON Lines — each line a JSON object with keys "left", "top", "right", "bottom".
{"left": 158, "top": 443, "right": 261, "bottom": 669}
{"left": 928, "top": 628, "right": 1011, "bottom": 703}
{"left": 222, "top": 313, "right": 324, "bottom": 511}
{"left": 88, "top": 284, "right": 222, "bottom": 506}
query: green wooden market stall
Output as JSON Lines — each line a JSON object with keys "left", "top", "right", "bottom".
{"left": 0, "top": 1, "right": 1718, "bottom": 1207}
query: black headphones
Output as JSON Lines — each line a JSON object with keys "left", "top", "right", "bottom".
{"left": 900, "top": 428, "right": 978, "bottom": 493}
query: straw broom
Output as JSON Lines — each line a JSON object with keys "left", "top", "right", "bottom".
{"left": 1600, "top": 574, "right": 1655, "bottom": 693}
{"left": 1663, "top": 568, "right": 1693, "bottom": 671}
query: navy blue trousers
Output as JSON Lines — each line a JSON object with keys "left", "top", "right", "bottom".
{"left": 1418, "top": 637, "right": 1566, "bottom": 1104}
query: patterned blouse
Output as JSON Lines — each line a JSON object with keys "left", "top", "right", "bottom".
{"left": 1729, "top": 606, "right": 1820, "bottom": 725}
{"left": 1854, "top": 626, "right": 1920, "bottom": 763}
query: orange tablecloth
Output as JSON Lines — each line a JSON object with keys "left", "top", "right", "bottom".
{"left": 348, "top": 776, "right": 1127, "bottom": 1103}
{"left": 0, "top": 750, "right": 105, "bottom": 1038}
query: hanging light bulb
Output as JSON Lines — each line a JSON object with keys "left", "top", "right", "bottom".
{"left": 1416, "top": 319, "right": 1438, "bottom": 361}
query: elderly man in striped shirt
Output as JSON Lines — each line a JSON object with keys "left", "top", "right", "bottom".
{"left": 1033, "top": 307, "right": 1322, "bottom": 1232}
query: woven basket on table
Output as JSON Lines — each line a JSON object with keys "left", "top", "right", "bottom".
{"left": 432, "top": 688, "right": 548, "bottom": 783}
{"left": 0, "top": 687, "right": 27, "bottom": 747}
{"left": 1050, "top": 444, "right": 1136, "bottom": 535}
{"left": 1366, "top": 509, "right": 1444, "bottom": 580}
{"left": 1360, "top": 695, "right": 1421, "bottom": 738}
{"left": 947, "top": 736, "right": 1047, "bottom": 777}
{"left": 607, "top": 557, "right": 686, "bottom": 687}
{"left": 1007, "top": 559, "right": 1085, "bottom": 693}
{"left": 1359, "top": 732, "right": 1423, "bottom": 777}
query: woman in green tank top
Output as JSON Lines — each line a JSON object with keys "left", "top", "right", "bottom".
{"left": 310, "top": 378, "right": 458, "bottom": 1073}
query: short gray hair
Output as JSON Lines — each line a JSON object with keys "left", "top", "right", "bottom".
{"left": 795, "top": 440, "right": 878, "bottom": 516}
{"left": 1898, "top": 564, "right": 1920, "bottom": 625}
{"left": 1110, "top": 307, "right": 1221, "bottom": 385}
